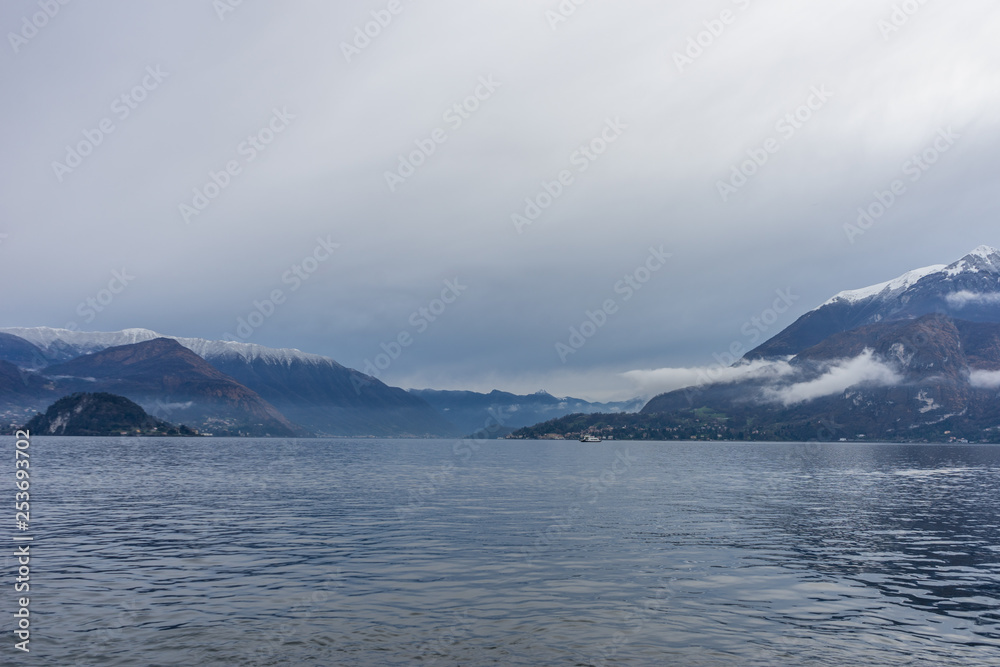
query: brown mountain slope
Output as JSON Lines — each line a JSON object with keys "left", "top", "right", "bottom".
{"left": 43, "top": 338, "right": 300, "bottom": 436}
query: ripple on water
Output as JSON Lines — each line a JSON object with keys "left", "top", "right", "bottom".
{"left": 10, "top": 437, "right": 1000, "bottom": 665}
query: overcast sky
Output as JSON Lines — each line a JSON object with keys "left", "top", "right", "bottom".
{"left": 1, "top": 0, "right": 998, "bottom": 401}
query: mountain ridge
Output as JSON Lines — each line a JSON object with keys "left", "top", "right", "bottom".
{"left": 409, "top": 388, "right": 643, "bottom": 435}
{"left": 0, "top": 326, "right": 341, "bottom": 368}
{"left": 0, "top": 327, "right": 458, "bottom": 437}
{"left": 44, "top": 338, "right": 301, "bottom": 437}
{"left": 514, "top": 245, "right": 1000, "bottom": 442}
{"left": 747, "top": 245, "right": 1000, "bottom": 360}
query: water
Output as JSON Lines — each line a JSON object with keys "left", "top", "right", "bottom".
{"left": 6, "top": 437, "right": 1000, "bottom": 665}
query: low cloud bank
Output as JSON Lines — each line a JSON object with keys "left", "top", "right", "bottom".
{"left": 626, "top": 349, "right": 903, "bottom": 406}
{"left": 946, "top": 290, "right": 1000, "bottom": 309}
{"left": 622, "top": 358, "right": 795, "bottom": 397}
{"left": 969, "top": 369, "right": 1000, "bottom": 389}
{"left": 761, "top": 349, "right": 902, "bottom": 406}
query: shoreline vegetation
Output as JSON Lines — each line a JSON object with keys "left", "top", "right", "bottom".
{"left": 509, "top": 409, "right": 985, "bottom": 444}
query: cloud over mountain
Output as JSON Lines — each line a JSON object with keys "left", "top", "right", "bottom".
{"left": 946, "top": 291, "right": 1000, "bottom": 309}
{"left": 623, "top": 359, "right": 795, "bottom": 397}
{"left": 519, "top": 246, "right": 1000, "bottom": 443}
{"left": 761, "top": 349, "right": 902, "bottom": 406}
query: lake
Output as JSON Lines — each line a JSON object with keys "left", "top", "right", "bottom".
{"left": 8, "top": 437, "right": 1000, "bottom": 665}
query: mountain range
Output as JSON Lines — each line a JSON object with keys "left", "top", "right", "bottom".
{"left": 409, "top": 388, "right": 643, "bottom": 437}
{"left": 515, "top": 246, "right": 1000, "bottom": 443}
{"left": 8, "top": 246, "right": 999, "bottom": 441}
{"left": 0, "top": 327, "right": 636, "bottom": 437}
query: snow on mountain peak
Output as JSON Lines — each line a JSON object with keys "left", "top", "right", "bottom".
{"left": 946, "top": 245, "right": 1000, "bottom": 276}
{"left": 179, "top": 337, "right": 338, "bottom": 368}
{"left": 0, "top": 326, "right": 340, "bottom": 369}
{"left": 817, "top": 246, "right": 1000, "bottom": 310}
{"left": 969, "top": 245, "right": 1000, "bottom": 259}
{"left": 819, "top": 264, "right": 946, "bottom": 308}
{"left": 0, "top": 326, "right": 160, "bottom": 352}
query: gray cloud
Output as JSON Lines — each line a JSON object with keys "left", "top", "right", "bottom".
{"left": 2, "top": 1, "right": 999, "bottom": 400}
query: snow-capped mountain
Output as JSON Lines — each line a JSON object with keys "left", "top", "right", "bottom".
{"left": 633, "top": 311, "right": 1000, "bottom": 442}
{"left": 40, "top": 337, "right": 301, "bottom": 437}
{"left": 533, "top": 245, "right": 1000, "bottom": 442}
{"left": 511, "top": 246, "right": 1000, "bottom": 443}
{"left": 819, "top": 263, "right": 947, "bottom": 308}
{"left": 0, "top": 326, "right": 339, "bottom": 369}
{"left": 1, "top": 327, "right": 644, "bottom": 437}
{"left": 748, "top": 245, "right": 1000, "bottom": 359}
{"left": 0, "top": 327, "right": 458, "bottom": 437}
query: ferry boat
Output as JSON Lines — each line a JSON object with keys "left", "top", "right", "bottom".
{"left": 579, "top": 435, "right": 602, "bottom": 443}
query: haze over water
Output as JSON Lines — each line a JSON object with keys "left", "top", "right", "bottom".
{"left": 10, "top": 437, "right": 999, "bottom": 665}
